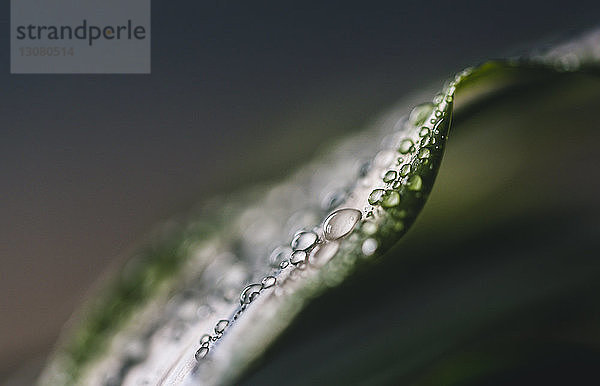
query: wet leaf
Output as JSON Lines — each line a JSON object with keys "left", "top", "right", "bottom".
{"left": 39, "top": 29, "right": 600, "bottom": 385}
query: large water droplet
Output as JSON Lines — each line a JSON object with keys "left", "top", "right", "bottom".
{"left": 214, "top": 320, "right": 229, "bottom": 334}
{"left": 381, "top": 190, "right": 401, "bottom": 207}
{"left": 261, "top": 276, "right": 276, "bottom": 289}
{"left": 195, "top": 347, "right": 209, "bottom": 361}
{"left": 290, "top": 250, "right": 307, "bottom": 265}
{"left": 240, "top": 283, "right": 262, "bottom": 305}
{"left": 291, "top": 231, "right": 318, "bottom": 251}
{"left": 323, "top": 208, "right": 362, "bottom": 241}
{"left": 368, "top": 189, "right": 385, "bottom": 205}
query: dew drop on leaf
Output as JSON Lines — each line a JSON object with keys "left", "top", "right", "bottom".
{"left": 291, "top": 231, "right": 318, "bottom": 251}
{"left": 195, "top": 347, "right": 209, "bottom": 361}
{"left": 407, "top": 175, "right": 423, "bottom": 191}
{"left": 199, "top": 334, "right": 211, "bottom": 345}
{"left": 240, "top": 283, "right": 262, "bottom": 305}
{"left": 381, "top": 190, "right": 401, "bottom": 207}
{"left": 290, "top": 250, "right": 307, "bottom": 265}
{"left": 383, "top": 170, "right": 397, "bottom": 183}
{"left": 409, "top": 102, "right": 434, "bottom": 126}
{"left": 323, "top": 208, "right": 362, "bottom": 241}
{"left": 418, "top": 148, "right": 431, "bottom": 159}
{"left": 214, "top": 320, "right": 229, "bottom": 334}
{"left": 368, "top": 189, "right": 385, "bottom": 205}
{"left": 361, "top": 238, "right": 378, "bottom": 256}
{"left": 398, "top": 139, "right": 415, "bottom": 154}
{"left": 400, "top": 164, "right": 411, "bottom": 177}
{"left": 361, "top": 222, "right": 377, "bottom": 235}
{"left": 268, "top": 246, "right": 292, "bottom": 267}
{"left": 261, "top": 276, "right": 276, "bottom": 289}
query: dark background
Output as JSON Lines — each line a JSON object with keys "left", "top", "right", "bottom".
{"left": 1, "top": 0, "right": 599, "bottom": 380}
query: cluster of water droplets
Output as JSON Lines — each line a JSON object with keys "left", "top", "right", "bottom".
{"left": 190, "top": 67, "right": 466, "bottom": 368}
{"left": 193, "top": 205, "right": 364, "bottom": 362}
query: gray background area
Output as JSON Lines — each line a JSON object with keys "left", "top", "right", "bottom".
{"left": 11, "top": 0, "right": 150, "bottom": 73}
{"left": 1, "top": 0, "right": 599, "bottom": 380}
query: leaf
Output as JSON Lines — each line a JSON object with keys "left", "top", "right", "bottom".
{"left": 39, "top": 29, "right": 600, "bottom": 385}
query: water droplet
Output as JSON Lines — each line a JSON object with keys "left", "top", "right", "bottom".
{"left": 398, "top": 139, "right": 414, "bottom": 154}
{"left": 383, "top": 170, "right": 397, "bottom": 183}
{"left": 268, "top": 246, "right": 291, "bottom": 267}
{"left": 240, "top": 283, "right": 262, "bottom": 305}
{"left": 214, "top": 320, "right": 229, "bottom": 334}
{"left": 362, "top": 238, "right": 378, "bottom": 256}
{"left": 361, "top": 222, "right": 377, "bottom": 235}
{"left": 418, "top": 148, "right": 431, "bottom": 159}
{"left": 291, "top": 231, "right": 318, "bottom": 251}
{"left": 290, "top": 250, "right": 307, "bottom": 265}
{"left": 400, "top": 164, "right": 411, "bottom": 177}
{"left": 368, "top": 189, "right": 385, "bottom": 205}
{"left": 407, "top": 175, "right": 423, "bottom": 191}
{"left": 392, "top": 180, "right": 402, "bottom": 189}
{"left": 309, "top": 241, "right": 339, "bottom": 267}
{"left": 280, "top": 260, "right": 290, "bottom": 269}
{"left": 381, "top": 190, "right": 401, "bottom": 207}
{"left": 419, "top": 127, "right": 430, "bottom": 137}
{"left": 195, "top": 347, "right": 209, "bottom": 361}
{"left": 323, "top": 208, "right": 362, "bottom": 241}
{"left": 261, "top": 276, "right": 276, "bottom": 289}
{"left": 420, "top": 136, "right": 433, "bottom": 146}
{"left": 409, "top": 102, "right": 434, "bottom": 127}
{"left": 199, "top": 334, "right": 212, "bottom": 345}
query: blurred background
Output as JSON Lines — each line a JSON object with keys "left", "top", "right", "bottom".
{"left": 1, "top": 0, "right": 600, "bottom": 382}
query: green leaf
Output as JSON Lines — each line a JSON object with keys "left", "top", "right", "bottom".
{"left": 39, "top": 29, "right": 600, "bottom": 385}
